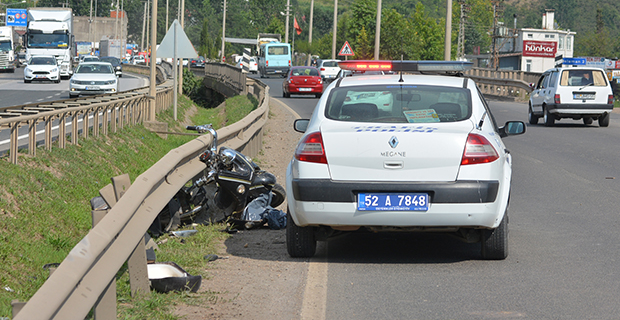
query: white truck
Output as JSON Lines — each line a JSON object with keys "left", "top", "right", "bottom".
{"left": 25, "top": 7, "right": 74, "bottom": 78}
{"left": 0, "top": 26, "right": 15, "bottom": 72}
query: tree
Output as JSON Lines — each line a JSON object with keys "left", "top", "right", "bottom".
{"left": 356, "top": 26, "right": 372, "bottom": 59}
{"left": 411, "top": 3, "right": 444, "bottom": 60}
{"left": 379, "top": 9, "right": 414, "bottom": 60}
{"left": 347, "top": 0, "right": 376, "bottom": 51}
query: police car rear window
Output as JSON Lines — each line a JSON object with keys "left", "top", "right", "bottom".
{"left": 325, "top": 85, "right": 471, "bottom": 123}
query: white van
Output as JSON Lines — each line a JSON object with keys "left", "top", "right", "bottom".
{"left": 529, "top": 67, "right": 614, "bottom": 127}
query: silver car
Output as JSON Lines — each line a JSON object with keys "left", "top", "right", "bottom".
{"left": 69, "top": 62, "right": 118, "bottom": 98}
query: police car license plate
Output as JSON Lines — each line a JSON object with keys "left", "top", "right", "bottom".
{"left": 357, "top": 193, "right": 429, "bottom": 211}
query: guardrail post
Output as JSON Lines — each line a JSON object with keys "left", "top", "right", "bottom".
{"left": 28, "top": 119, "right": 36, "bottom": 157}
{"left": 45, "top": 116, "right": 53, "bottom": 151}
{"left": 71, "top": 111, "right": 79, "bottom": 145}
{"left": 58, "top": 113, "right": 66, "bottom": 149}
{"left": 10, "top": 122, "right": 19, "bottom": 164}
{"left": 111, "top": 102, "right": 119, "bottom": 133}
{"left": 91, "top": 184, "right": 116, "bottom": 320}
{"left": 110, "top": 174, "right": 150, "bottom": 297}
{"left": 93, "top": 106, "right": 100, "bottom": 137}
{"left": 102, "top": 104, "right": 109, "bottom": 137}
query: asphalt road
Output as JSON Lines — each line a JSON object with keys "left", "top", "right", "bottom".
{"left": 261, "top": 74, "right": 620, "bottom": 319}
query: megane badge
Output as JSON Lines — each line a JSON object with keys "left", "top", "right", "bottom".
{"left": 389, "top": 136, "right": 399, "bottom": 148}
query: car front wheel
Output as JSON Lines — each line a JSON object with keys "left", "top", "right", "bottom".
{"left": 286, "top": 210, "right": 316, "bottom": 258}
{"left": 481, "top": 211, "right": 508, "bottom": 260}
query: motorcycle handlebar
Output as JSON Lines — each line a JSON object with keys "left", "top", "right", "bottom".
{"left": 186, "top": 125, "right": 198, "bottom": 131}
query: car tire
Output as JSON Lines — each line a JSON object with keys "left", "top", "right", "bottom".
{"left": 286, "top": 210, "right": 316, "bottom": 258}
{"left": 528, "top": 105, "right": 539, "bottom": 125}
{"left": 583, "top": 117, "right": 593, "bottom": 125}
{"left": 69, "top": 93, "right": 77, "bottom": 98}
{"left": 543, "top": 107, "right": 555, "bottom": 127}
{"left": 599, "top": 113, "right": 610, "bottom": 127}
{"left": 481, "top": 211, "right": 508, "bottom": 260}
{"left": 24, "top": 79, "right": 30, "bottom": 83}
{"left": 270, "top": 183, "right": 286, "bottom": 208}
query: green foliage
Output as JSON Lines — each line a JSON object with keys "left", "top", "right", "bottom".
{"left": 411, "top": 2, "right": 445, "bottom": 60}
{"left": 379, "top": 9, "right": 413, "bottom": 60}
{"left": 347, "top": 0, "right": 377, "bottom": 51}
{"left": 265, "top": 16, "right": 285, "bottom": 39}
{"left": 355, "top": 26, "right": 373, "bottom": 59}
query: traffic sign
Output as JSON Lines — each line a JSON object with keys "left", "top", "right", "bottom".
{"left": 339, "top": 41, "right": 354, "bottom": 56}
{"left": 562, "top": 57, "right": 586, "bottom": 65}
{"left": 6, "top": 8, "right": 27, "bottom": 27}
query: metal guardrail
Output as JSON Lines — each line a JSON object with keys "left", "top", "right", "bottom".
{"left": 0, "top": 83, "right": 174, "bottom": 164}
{"left": 464, "top": 67, "right": 542, "bottom": 101}
{"left": 11, "top": 66, "right": 269, "bottom": 320}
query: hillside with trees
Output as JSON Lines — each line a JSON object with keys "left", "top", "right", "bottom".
{"left": 25, "top": 0, "right": 620, "bottom": 60}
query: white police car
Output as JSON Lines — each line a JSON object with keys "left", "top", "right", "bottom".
{"left": 286, "top": 60, "right": 526, "bottom": 260}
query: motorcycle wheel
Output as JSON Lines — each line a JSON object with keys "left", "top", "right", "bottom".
{"left": 270, "top": 183, "right": 286, "bottom": 208}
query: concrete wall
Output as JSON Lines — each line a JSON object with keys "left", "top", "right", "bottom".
{"left": 73, "top": 16, "right": 127, "bottom": 44}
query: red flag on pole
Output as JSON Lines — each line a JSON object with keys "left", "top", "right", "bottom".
{"left": 294, "top": 17, "right": 302, "bottom": 35}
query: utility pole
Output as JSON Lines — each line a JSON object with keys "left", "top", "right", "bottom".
{"left": 284, "top": 0, "right": 290, "bottom": 43}
{"left": 374, "top": 0, "right": 381, "bottom": 60}
{"left": 444, "top": 0, "right": 452, "bottom": 61}
{"left": 141, "top": 1, "right": 146, "bottom": 52}
{"left": 178, "top": 0, "right": 185, "bottom": 94}
{"left": 490, "top": 1, "right": 515, "bottom": 70}
{"left": 331, "top": 0, "right": 337, "bottom": 59}
{"left": 89, "top": 0, "right": 93, "bottom": 53}
{"left": 456, "top": 0, "right": 469, "bottom": 60}
{"left": 306, "top": 0, "right": 314, "bottom": 65}
{"left": 220, "top": 0, "right": 226, "bottom": 62}
{"left": 149, "top": 0, "right": 158, "bottom": 121}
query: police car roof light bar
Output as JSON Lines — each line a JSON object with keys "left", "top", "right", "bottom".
{"left": 338, "top": 60, "right": 473, "bottom": 73}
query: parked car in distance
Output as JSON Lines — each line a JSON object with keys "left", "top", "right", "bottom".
{"left": 190, "top": 56, "right": 205, "bottom": 68}
{"left": 282, "top": 66, "right": 323, "bottom": 98}
{"left": 249, "top": 57, "right": 258, "bottom": 73}
{"left": 69, "top": 62, "right": 118, "bottom": 98}
{"left": 317, "top": 59, "right": 341, "bottom": 81}
{"left": 529, "top": 67, "right": 614, "bottom": 127}
{"left": 23, "top": 55, "right": 60, "bottom": 83}
{"left": 99, "top": 56, "right": 123, "bottom": 77}
{"left": 286, "top": 60, "right": 526, "bottom": 260}
{"left": 81, "top": 55, "right": 100, "bottom": 63}
{"left": 131, "top": 55, "right": 146, "bottom": 65}
{"left": 17, "top": 53, "right": 27, "bottom": 67}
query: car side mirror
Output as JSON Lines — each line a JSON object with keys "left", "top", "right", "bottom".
{"left": 499, "top": 121, "right": 526, "bottom": 138}
{"left": 294, "top": 119, "right": 310, "bottom": 133}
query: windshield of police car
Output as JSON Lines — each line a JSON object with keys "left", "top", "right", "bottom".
{"left": 325, "top": 85, "right": 471, "bottom": 123}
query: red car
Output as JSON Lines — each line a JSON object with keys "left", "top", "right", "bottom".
{"left": 282, "top": 66, "right": 324, "bottom": 98}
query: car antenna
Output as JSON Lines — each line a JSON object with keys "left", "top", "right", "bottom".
{"left": 398, "top": 54, "right": 404, "bottom": 83}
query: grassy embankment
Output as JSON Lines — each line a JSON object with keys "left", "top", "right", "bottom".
{"left": 0, "top": 92, "right": 257, "bottom": 319}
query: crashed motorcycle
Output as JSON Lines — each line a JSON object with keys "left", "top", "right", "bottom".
{"left": 150, "top": 124, "right": 286, "bottom": 236}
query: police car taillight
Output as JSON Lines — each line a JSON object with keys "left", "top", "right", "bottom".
{"left": 338, "top": 60, "right": 473, "bottom": 73}
{"left": 461, "top": 134, "right": 499, "bottom": 165}
{"left": 295, "top": 132, "right": 327, "bottom": 164}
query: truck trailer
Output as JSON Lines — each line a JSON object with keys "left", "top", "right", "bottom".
{"left": 0, "top": 26, "right": 15, "bottom": 72}
{"left": 25, "top": 7, "right": 74, "bottom": 78}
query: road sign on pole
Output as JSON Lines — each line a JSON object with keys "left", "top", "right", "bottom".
{"left": 338, "top": 41, "right": 354, "bottom": 56}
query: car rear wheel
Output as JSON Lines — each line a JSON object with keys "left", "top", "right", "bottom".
{"left": 583, "top": 117, "right": 593, "bottom": 125}
{"left": 543, "top": 107, "right": 555, "bottom": 127}
{"left": 528, "top": 105, "right": 539, "bottom": 125}
{"left": 286, "top": 210, "right": 316, "bottom": 258}
{"left": 481, "top": 211, "right": 508, "bottom": 260}
{"left": 599, "top": 113, "right": 610, "bottom": 127}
